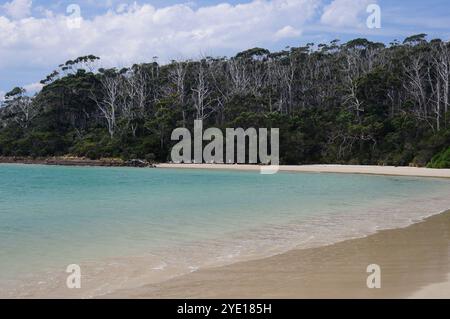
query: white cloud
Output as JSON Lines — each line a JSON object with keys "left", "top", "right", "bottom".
{"left": 0, "top": 0, "right": 320, "bottom": 74}
{"left": 0, "top": 83, "right": 41, "bottom": 101}
{"left": 275, "top": 25, "right": 302, "bottom": 39}
{"left": 23, "top": 82, "right": 43, "bottom": 95}
{"left": 320, "top": 0, "right": 373, "bottom": 28}
{"left": 2, "top": 0, "right": 33, "bottom": 20}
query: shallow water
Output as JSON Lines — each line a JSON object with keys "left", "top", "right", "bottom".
{"left": 0, "top": 164, "right": 449, "bottom": 297}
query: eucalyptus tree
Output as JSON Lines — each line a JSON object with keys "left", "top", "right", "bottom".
{"left": 91, "top": 69, "right": 122, "bottom": 138}
{"left": 0, "top": 35, "right": 449, "bottom": 167}
{"left": 2, "top": 87, "right": 38, "bottom": 129}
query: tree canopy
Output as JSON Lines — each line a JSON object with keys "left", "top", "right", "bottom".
{"left": 1, "top": 35, "right": 449, "bottom": 167}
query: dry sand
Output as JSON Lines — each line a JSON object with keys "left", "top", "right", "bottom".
{"left": 108, "top": 211, "right": 450, "bottom": 299}
{"left": 156, "top": 164, "right": 450, "bottom": 178}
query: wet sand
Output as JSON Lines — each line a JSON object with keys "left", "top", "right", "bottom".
{"left": 156, "top": 164, "right": 450, "bottom": 178}
{"left": 108, "top": 211, "right": 450, "bottom": 299}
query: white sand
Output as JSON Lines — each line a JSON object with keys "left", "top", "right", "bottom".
{"left": 409, "top": 274, "right": 450, "bottom": 299}
{"left": 156, "top": 164, "right": 450, "bottom": 178}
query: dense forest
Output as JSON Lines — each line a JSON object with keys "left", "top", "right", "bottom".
{"left": 1, "top": 34, "right": 449, "bottom": 167}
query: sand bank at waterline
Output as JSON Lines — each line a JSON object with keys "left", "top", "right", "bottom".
{"left": 157, "top": 164, "right": 450, "bottom": 178}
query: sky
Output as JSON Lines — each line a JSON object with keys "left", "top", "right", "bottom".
{"left": 0, "top": 0, "right": 449, "bottom": 99}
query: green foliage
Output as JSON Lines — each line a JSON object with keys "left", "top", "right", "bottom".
{"left": 1, "top": 38, "right": 449, "bottom": 166}
{"left": 428, "top": 147, "right": 450, "bottom": 168}
{"left": 427, "top": 147, "right": 450, "bottom": 168}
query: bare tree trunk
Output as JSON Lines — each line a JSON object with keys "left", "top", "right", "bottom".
{"left": 91, "top": 75, "right": 121, "bottom": 138}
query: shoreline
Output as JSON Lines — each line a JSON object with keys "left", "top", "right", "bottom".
{"left": 107, "top": 210, "right": 450, "bottom": 299}
{"left": 157, "top": 163, "right": 450, "bottom": 178}
{"left": 2, "top": 158, "right": 449, "bottom": 178}
{"left": 1, "top": 160, "right": 449, "bottom": 298}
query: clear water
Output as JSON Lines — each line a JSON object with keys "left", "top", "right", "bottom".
{"left": 0, "top": 164, "right": 449, "bottom": 297}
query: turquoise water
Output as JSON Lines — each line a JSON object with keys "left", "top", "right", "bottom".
{"left": 0, "top": 164, "right": 449, "bottom": 297}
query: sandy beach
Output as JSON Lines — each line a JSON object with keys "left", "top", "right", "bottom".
{"left": 107, "top": 210, "right": 450, "bottom": 299}
{"left": 1, "top": 163, "right": 449, "bottom": 299}
{"left": 156, "top": 163, "right": 450, "bottom": 178}
{"left": 2, "top": 159, "right": 449, "bottom": 178}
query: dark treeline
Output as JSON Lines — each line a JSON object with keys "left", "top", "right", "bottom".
{"left": 1, "top": 34, "right": 449, "bottom": 167}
